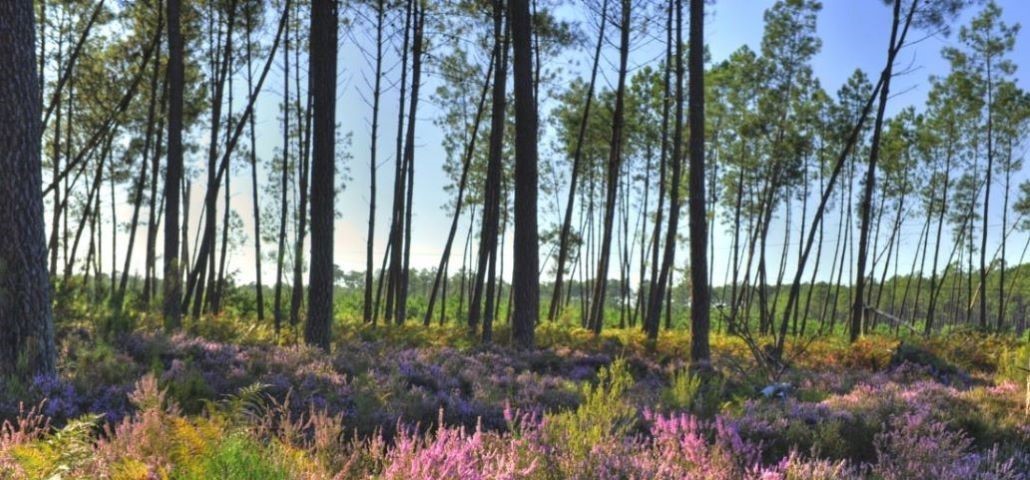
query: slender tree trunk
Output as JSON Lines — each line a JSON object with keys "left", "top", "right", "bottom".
{"left": 469, "top": 1, "right": 509, "bottom": 335}
{"left": 979, "top": 55, "right": 995, "bottom": 330}
{"left": 385, "top": 0, "right": 414, "bottom": 324}
{"left": 397, "top": 0, "right": 424, "bottom": 325}
{"left": 115, "top": 16, "right": 163, "bottom": 311}
{"left": 363, "top": 0, "right": 385, "bottom": 324}
{"left": 852, "top": 0, "right": 912, "bottom": 342}
{"left": 647, "top": 0, "right": 673, "bottom": 339}
{"left": 424, "top": 54, "right": 494, "bottom": 326}
{"left": 547, "top": 0, "right": 609, "bottom": 321}
{"left": 143, "top": 96, "right": 166, "bottom": 305}
{"left": 48, "top": 16, "right": 66, "bottom": 278}
{"left": 646, "top": 0, "right": 685, "bottom": 344}
{"left": 289, "top": 89, "right": 312, "bottom": 326}
{"left": 244, "top": 4, "right": 265, "bottom": 321}
{"left": 273, "top": 0, "right": 291, "bottom": 334}
{"left": 589, "top": 0, "right": 630, "bottom": 334}
{"left": 999, "top": 142, "right": 1012, "bottom": 329}
{"left": 927, "top": 139, "right": 955, "bottom": 334}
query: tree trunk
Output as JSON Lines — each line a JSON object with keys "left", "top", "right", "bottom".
{"left": 397, "top": 0, "right": 425, "bottom": 325}
{"left": 162, "top": 0, "right": 185, "bottom": 330}
{"left": 469, "top": 0, "right": 509, "bottom": 335}
{"left": 645, "top": 0, "right": 684, "bottom": 343}
{"left": 0, "top": 0, "right": 58, "bottom": 377}
{"left": 273, "top": 0, "right": 291, "bottom": 334}
{"left": 547, "top": 0, "right": 609, "bottom": 322}
{"left": 509, "top": 0, "right": 539, "bottom": 348}
{"left": 686, "top": 0, "right": 710, "bottom": 365}
{"left": 851, "top": 0, "right": 915, "bottom": 342}
{"left": 363, "top": 0, "right": 385, "bottom": 325}
{"left": 589, "top": 0, "right": 630, "bottom": 335}
{"left": 304, "top": 0, "right": 338, "bottom": 351}
{"left": 424, "top": 54, "right": 494, "bottom": 327}
{"left": 244, "top": 3, "right": 265, "bottom": 321}
{"left": 384, "top": 0, "right": 414, "bottom": 324}
{"left": 979, "top": 54, "right": 995, "bottom": 330}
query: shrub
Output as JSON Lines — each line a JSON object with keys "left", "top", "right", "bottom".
{"left": 543, "top": 358, "right": 636, "bottom": 478}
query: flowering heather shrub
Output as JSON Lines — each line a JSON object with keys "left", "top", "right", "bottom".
{"left": 872, "top": 410, "right": 1025, "bottom": 480}
{"left": 382, "top": 413, "right": 539, "bottom": 480}
{"left": 1, "top": 327, "right": 1027, "bottom": 479}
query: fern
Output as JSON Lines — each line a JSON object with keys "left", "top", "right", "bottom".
{"left": 204, "top": 383, "right": 268, "bottom": 426}
{"left": 11, "top": 414, "right": 101, "bottom": 479}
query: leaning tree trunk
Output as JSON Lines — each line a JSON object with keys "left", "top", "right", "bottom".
{"left": 424, "top": 53, "right": 494, "bottom": 327}
{"left": 851, "top": 0, "right": 913, "bottom": 343}
{"left": 469, "top": 0, "right": 508, "bottom": 337}
{"left": 645, "top": 0, "right": 685, "bottom": 343}
{"left": 589, "top": 0, "right": 631, "bottom": 335}
{"left": 0, "top": 0, "right": 58, "bottom": 378}
{"left": 547, "top": 0, "right": 609, "bottom": 322}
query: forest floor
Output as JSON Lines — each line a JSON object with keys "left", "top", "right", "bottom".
{"left": 0, "top": 315, "right": 1027, "bottom": 479}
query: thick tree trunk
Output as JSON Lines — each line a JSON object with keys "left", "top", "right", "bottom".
{"left": 163, "top": 0, "right": 185, "bottom": 330}
{"left": 509, "top": 0, "right": 539, "bottom": 348}
{"left": 305, "top": 0, "right": 338, "bottom": 350}
{"left": 0, "top": 0, "right": 57, "bottom": 377}
{"left": 686, "top": 0, "right": 710, "bottom": 365}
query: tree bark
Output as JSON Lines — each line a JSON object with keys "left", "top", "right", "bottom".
{"left": 305, "top": 0, "right": 338, "bottom": 350}
{"left": 589, "top": 0, "right": 631, "bottom": 335}
{"left": 509, "top": 0, "right": 539, "bottom": 348}
{"left": 686, "top": 0, "right": 710, "bottom": 365}
{"left": 163, "top": 0, "right": 185, "bottom": 330}
{"left": 0, "top": 0, "right": 57, "bottom": 377}
{"left": 470, "top": 0, "right": 508, "bottom": 337}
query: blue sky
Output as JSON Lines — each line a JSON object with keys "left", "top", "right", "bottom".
{"left": 102, "top": 0, "right": 1030, "bottom": 288}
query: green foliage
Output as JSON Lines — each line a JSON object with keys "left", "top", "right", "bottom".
{"left": 10, "top": 414, "right": 101, "bottom": 479}
{"left": 164, "top": 360, "right": 216, "bottom": 414}
{"left": 661, "top": 367, "right": 726, "bottom": 418}
{"left": 544, "top": 358, "right": 635, "bottom": 475}
{"left": 172, "top": 434, "right": 292, "bottom": 480}
{"left": 890, "top": 342, "right": 959, "bottom": 375}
